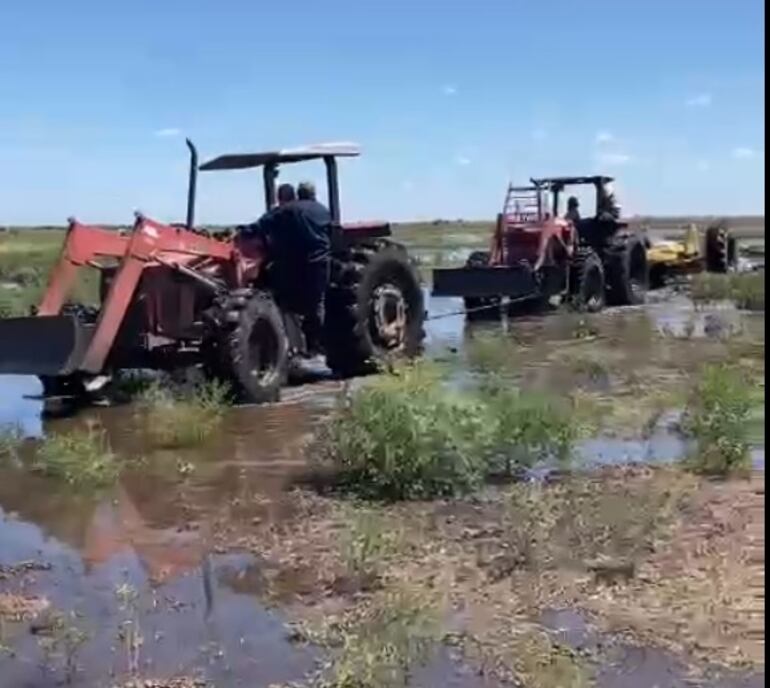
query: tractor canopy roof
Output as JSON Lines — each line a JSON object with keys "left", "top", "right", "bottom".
{"left": 199, "top": 142, "right": 361, "bottom": 171}
{"left": 531, "top": 175, "right": 614, "bottom": 188}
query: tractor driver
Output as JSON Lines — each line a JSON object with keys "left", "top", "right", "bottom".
{"left": 241, "top": 180, "right": 332, "bottom": 357}
{"left": 598, "top": 182, "right": 621, "bottom": 221}
{"left": 565, "top": 196, "right": 581, "bottom": 225}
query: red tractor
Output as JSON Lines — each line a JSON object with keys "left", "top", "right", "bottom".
{"left": 0, "top": 141, "right": 425, "bottom": 402}
{"left": 432, "top": 175, "right": 648, "bottom": 318}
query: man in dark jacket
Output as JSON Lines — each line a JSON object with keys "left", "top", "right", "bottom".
{"left": 565, "top": 196, "right": 581, "bottom": 225}
{"left": 241, "top": 180, "right": 332, "bottom": 355}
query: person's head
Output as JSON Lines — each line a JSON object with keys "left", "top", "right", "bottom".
{"left": 297, "top": 181, "right": 316, "bottom": 201}
{"left": 277, "top": 183, "right": 296, "bottom": 205}
{"left": 567, "top": 196, "right": 579, "bottom": 210}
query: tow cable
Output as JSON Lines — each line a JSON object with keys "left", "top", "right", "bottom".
{"left": 423, "top": 294, "right": 536, "bottom": 321}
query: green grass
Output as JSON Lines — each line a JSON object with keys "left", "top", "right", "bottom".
{"left": 33, "top": 424, "right": 119, "bottom": 487}
{"left": 683, "top": 364, "right": 755, "bottom": 476}
{"left": 691, "top": 271, "right": 765, "bottom": 311}
{"left": 140, "top": 379, "right": 230, "bottom": 448}
{"left": 0, "top": 228, "right": 101, "bottom": 316}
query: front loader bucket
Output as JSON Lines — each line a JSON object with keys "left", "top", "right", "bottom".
{"left": 0, "top": 315, "right": 94, "bottom": 377}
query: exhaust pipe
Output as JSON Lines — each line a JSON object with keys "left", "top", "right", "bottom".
{"left": 185, "top": 138, "right": 198, "bottom": 230}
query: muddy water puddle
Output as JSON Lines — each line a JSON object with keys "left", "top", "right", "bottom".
{"left": 0, "top": 291, "right": 765, "bottom": 685}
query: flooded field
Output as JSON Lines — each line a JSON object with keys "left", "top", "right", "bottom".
{"left": 0, "top": 279, "right": 765, "bottom": 686}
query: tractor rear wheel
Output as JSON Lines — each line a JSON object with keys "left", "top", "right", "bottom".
{"left": 225, "top": 291, "right": 288, "bottom": 403}
{"left": 604, "top": 233, "right": 648, "bottom": 306}
{"left": 462, "top": 250, "right": 503, "bottom": 320}
{"left": 705, "top": 221, "right": 736, "bottom": 273}
{"left": 325, "top": 242, "right": 425, "bottom": 377}
{"left": 569, "top": 247, "right": 605, "bottom": 312}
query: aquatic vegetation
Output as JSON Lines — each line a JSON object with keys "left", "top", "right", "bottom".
{"left": 33, "top": 423, "right": 118, "bottom": 487}
{"left": 0, "top": 424, "right": 24, "bottom": 459}
{"left": 303, "top": 586, "right": 439, "bottom": 688}
{"left": 316, "top": 362, "right": 581, "bottom": 500}
{"left": 139, "top": 379, "right": 230, "bottom": 448}
{"left": 317, "top": 363, "right": 487, "bottom": 500}
{"left": 683, "top": 364, "right": 754, "bottom": 476}
{"left": 691, "top": 271, "right": 765, "bottom": 311}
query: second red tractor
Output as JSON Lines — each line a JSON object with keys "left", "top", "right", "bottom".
{"left": 432, "top": 176, "right": 649, "bottom": 318}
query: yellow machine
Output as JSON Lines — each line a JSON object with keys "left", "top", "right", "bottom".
{"left": 646, "top": 221, "right": 736, "bottom": 288}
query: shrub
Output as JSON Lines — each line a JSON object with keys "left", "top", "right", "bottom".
{"left": 316, "top": 363, "right": 581, "bottom": 500}
{"left": 317, "top": 363, "right": 488, "bottom": 500}
{"left": 683, "top": 364, "right": 753, "bottom": 476}
{"left": 478, "top": 381, "right": 578, "bottom": 472}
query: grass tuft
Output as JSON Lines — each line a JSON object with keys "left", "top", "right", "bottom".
{"left": 683, "top": 364, "right": 754, "bottom": 476}
{"left": 0, "top": 424, "right": 24, "bottom": 459}
{"left": 140, "top": 379, "right": 230, "bottom": 448}
{"left": 691, "top": 271, "right": 765, "bottom": 311}
{"left": 342, "top": 508, "right": 403, "bottom": 582}
{"left": 33, "top": 423, "right": 118, "bottom": 487}
{"left": 309, "top": 586, "right": 439, "bottom": 688}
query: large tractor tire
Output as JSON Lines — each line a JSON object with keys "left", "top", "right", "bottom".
{"left": 569, "top": 247, "right": 605, "bottom": 312}
{"left": 223, "top": 291, "right": 288, "bottom": 404}
{"left": 604, "top": 232, "right": 649, "bottom": 306}
{"left": 462, "top": 250, "right": 503, "bottom": 321}
{"left": 325, "top": 241, "right": 425, "bottom": 377}
{"left": 705, "top": 221, "right": 736, "bottom": 273}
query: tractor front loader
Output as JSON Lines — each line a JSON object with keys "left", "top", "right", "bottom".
{"left": 0, "top": 140, "right": 425, "bottom": 402}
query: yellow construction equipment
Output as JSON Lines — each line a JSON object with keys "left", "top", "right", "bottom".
{"left": 646, "top": 221, "right": 737, "bottom": 288}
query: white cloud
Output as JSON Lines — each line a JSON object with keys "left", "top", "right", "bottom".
{"left": 154, "top": 128, "right": 181, "bottom": 137}
{"left": 455, "top": 155, "right": 471, "bottom": 166}
{"left": 595, "top": 130, "right": 614, "bottom": 144}
{"left": 732, "top": 146, "right": 759, "bottom": 159}
{"left": 596, "top": 152, "right": 633, "bottom": 166}
{"left": 442, "top": 84, "right": 457, "bottom": 96}
{"left": 686, "top": 93, "right": 712, "bottom": 107}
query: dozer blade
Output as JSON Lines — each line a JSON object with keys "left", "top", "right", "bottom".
{"left": 0, "top": 315, "right": 94, "bottom": 377}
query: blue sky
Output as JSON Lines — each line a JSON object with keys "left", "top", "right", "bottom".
{"left": 0, "top": 0, "right": 764, "bottom": 225}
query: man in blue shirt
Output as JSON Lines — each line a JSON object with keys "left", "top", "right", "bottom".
{"left": 241, "top": 181, "right": 332, "bottom": 356}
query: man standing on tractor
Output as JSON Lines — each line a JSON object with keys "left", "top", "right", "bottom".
{"left": 598, "top": 181, "right": 621, "bottom": 221}
{"left": 565, "top": 196, "right": 581, "bottom": 224}
{"left": 241, "top": 180, "right": 332, "bottom": 357}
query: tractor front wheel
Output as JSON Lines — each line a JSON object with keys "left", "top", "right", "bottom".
{"left": 225, "top": 292, "right": 288, "bottom": 403}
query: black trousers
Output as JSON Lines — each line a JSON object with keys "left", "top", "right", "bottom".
{"left": 274, "top": 259, "right": 330, "bottom": 355}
